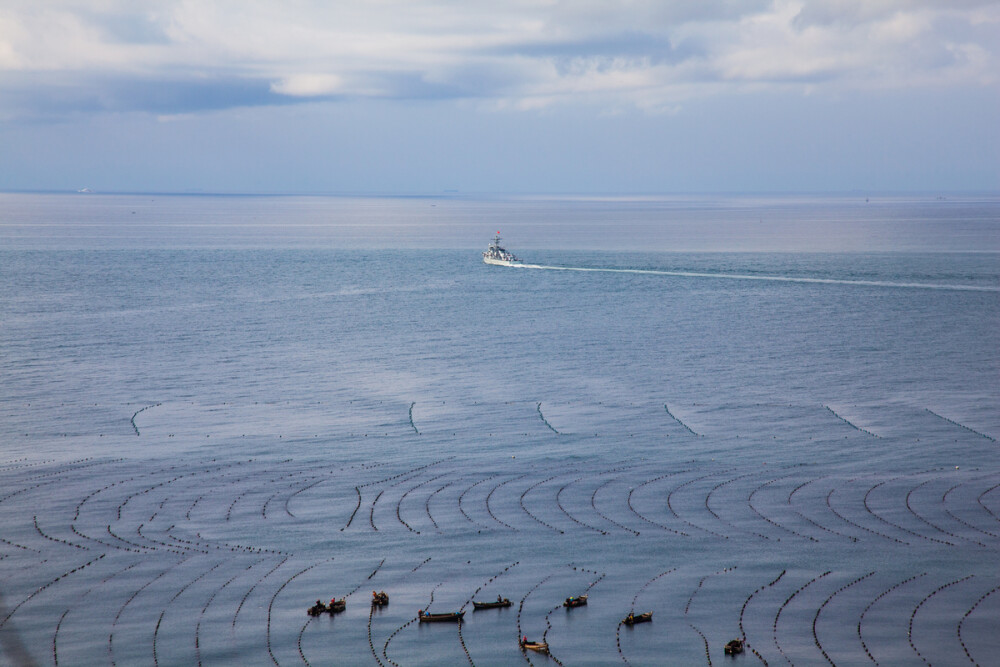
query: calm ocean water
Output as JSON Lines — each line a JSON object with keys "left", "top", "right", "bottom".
{"left": 1, "top": 193, "right": 998, "bottom": 665}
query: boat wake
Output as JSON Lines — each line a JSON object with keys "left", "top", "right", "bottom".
{"left": 509, "top": 263, "right": 998, "bottom": 292}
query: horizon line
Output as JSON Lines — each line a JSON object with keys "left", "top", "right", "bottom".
{"left": 3, "top": 188, "right": 999, "bottom": 199}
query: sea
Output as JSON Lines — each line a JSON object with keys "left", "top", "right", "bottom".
{"left": 0, "top": 192, "right": 998, "bottom": 666}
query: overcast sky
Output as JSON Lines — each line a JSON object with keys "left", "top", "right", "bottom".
{"left": 1, "top": 0, "right": 997, "bottom": 194}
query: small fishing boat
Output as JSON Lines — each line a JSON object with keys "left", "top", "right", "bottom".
{"left": 417, "top": 610, "right": 464, "bottom": 623}
{"left": 564, "top": 595, "right": 588, "bottom": 608}
{"left": 308, "top": 598, "right": 346, "bottom": 616}
{"left": 371, "top": 590, "right": 389, "bottom": 606}
{"left": 724, "top": 638, "right": 744, "bottom": 655}
{"left": 622, "top": 611, "right": 652, "bottom": 625}
{"left": 473, "top": 597, "right": 511, "bottom": 609}
{"left": 520, "top": 639, "right": 549, "bottom": 654}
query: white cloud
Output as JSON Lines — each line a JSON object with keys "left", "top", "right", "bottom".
{"left": 0, "top": 0, "right": 996, "bottom": 116}
{"left": 270, "top": 73, "right": 343, "bottom": 97}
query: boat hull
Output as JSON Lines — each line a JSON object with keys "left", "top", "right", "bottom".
{"left": 622, "top": 612, "right": 652, "bottom": 625}
{"left": 483, "top": 257, "right": 521, "bottom": 267}
{"left": 473, "top": 599, "right": 511, "bottom": 609}
{"left": 418, "top": 612, "right": 464, "bottom": 623}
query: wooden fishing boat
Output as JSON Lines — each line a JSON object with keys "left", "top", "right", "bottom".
{"left": 371, "top": 591, "right": 389, "bottom": 606}
{"left": 472, "top": 598, "right": 511, "bottom": 609}
{"left": 308, "top": 598, "right": 346, "bottom": 615}
{"left": 564, "top": 594, "right": 588, "bottom": 608}
{"left": 622, "top": 611, "right": 652, "bottom": 625}
{"left": 724, "top": 638, "right": 744, "bottom": 655}
{"left": 520, "top": 639, "right": 549, "bottom": 654}
{"left": 417, "top": 610, "right": 464, "bottom": 623}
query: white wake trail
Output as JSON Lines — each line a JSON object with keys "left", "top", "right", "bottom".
{"left": 510, "top": 263, "right": 999, "bottom": 292}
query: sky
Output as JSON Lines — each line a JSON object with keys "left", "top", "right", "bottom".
{"left": 0, "top": 0, "right": 997, "bottom": 195}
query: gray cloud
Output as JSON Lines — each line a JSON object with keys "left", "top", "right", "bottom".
{"left": 0, "top": 72, "right": 291, "bottom": 120}
{"left": 481, "top": 30, "right": 707, "bottom": 69}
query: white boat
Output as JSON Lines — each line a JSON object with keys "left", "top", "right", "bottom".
{"left": 483, "top": 233, "right": 522, "bottom": 266}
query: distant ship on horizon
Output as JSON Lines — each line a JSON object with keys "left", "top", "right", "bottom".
{"left": 482, "top": 232, "right": 522, "bottom": 266}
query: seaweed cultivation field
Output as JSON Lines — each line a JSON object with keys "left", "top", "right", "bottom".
{"left": 1, "top": 193, "right": 998, "bottom": 665}
{"left": 3, "top": 398, "right": 998, "bottom": 665}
